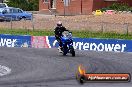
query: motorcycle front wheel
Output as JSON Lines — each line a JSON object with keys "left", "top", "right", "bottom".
{"left": 70, "top": 48, "right": 75, "bottom": 57}
{"left": 62, "top": 46, "right": 67, "bottom": 56}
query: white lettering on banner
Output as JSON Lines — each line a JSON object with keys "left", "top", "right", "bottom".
{"left": 79, "top": 42, "right": 83, "bottom": 50}
{"left": 105, "top": 44, "right": 109, "bottom": 51}
{"left": 121, "top": 44, "right": 126, "bottom": 52}
{"left": 114, "top": 44, "right": 121, "bottom": 52}
{"left": 73, "top": 42, "right": 79, "bottom": 49}
{"left": 90, "top": 43, "right": 97, "bottom": 51}
{"left": 105, "top": 44, "right": 114, "bottom": 51}
{"left": 6, "top": 39, "right": 12, "bottom": 47}
{"left": 53, "top": 40, "right": 58, "bottom": 47}
{"left": 83, "top": 43, "right": 89, "bottom": 50}
{"left": 97, "top": 43, "right": 104, "bottom": 51}
{"left": 0, "top": 38, "right": 17, "bottom": 47}
{"left": 73, "top": 42, "right": 126, "bottom": 52}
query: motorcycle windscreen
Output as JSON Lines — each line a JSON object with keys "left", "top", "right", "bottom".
{"left": 62, "top": 31, "right": 72, "bottom": 39}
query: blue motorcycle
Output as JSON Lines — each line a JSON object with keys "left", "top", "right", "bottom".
{"left": 60, "top": 31, "right": 75, "bottom": 57}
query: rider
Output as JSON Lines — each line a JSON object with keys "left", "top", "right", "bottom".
{"left": 54, "top": 21, "right": 69, "bottom": 52}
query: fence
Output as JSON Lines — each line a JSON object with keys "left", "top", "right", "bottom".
{"left": 0, "top": 14, "right": 132, "bottom": 34}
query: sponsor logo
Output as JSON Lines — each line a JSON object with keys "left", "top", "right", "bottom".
{"left": 73, "top": 42, "right": 126, "bottom": 52}
{"left": 0, "top": 38, "right": 17, "bottom": 47}
{"left": 76, "top": 65, "right": 131, "bottom": 84}
{"left": 53, "top": 40, "right": 58, "bottom": 47}
{"left": 52, "top": 39, "right": 126, "bottom": 52}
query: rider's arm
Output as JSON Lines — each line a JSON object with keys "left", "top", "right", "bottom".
{"left": 63, "top": 27, "right": 69, "bottom": 32}
{"left": 64, "top": 27, "right": 72, "bottom": 33}
{"left": 54, "top": 27, "right": 58, "bottom": 35}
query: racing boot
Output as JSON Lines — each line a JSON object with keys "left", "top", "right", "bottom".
{"left": 58, "top": 46, "right": 62, "bottom": 53}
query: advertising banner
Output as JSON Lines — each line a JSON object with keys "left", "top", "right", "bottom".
{"left": 1, "top": 34, "right": 132, "bottom": 52}
{"left": 31, "top": 36, "right": 51, "bottom": 48}
{"left": 47, "top": 36, "right": 132, "bottom": 52}
{"left": 0, "top": 34, "right": 31, "bottom": 47}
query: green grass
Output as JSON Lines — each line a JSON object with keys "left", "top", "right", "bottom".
{"left": 0, "top": 29, "right": 132, "bottom": 40}
{"left": 0, "top": 29, "right": 54, "bottom": 36}
{"left": 73, "top": 30, "right": 132, "bottom": 40}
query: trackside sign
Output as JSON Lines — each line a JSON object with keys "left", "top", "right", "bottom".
{"left": 47, "top": 36, "right": 132, "bottom": 52}
{"left": 0, "top": 34, "right": 31, "bottom": 47}
{"left": 73, "top": 42, "right": 126, "bottom": 52}
{"left": 1, "top": 34, "right": 132, "bottom": 53}
{"left": 0, "top": 38, "right": 17, "bottom": 47}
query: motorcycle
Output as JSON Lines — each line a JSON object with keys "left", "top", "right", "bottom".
{"left": 59, "top": 31, "right": 75, "bottom": 57}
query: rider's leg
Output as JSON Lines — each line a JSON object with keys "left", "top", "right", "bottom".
{"left": 57, "top": 38, "right": 63, "bottom": 53}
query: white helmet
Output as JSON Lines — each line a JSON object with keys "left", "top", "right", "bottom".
{"left": 57, "top": 21, "right": 62, "bottom": 27}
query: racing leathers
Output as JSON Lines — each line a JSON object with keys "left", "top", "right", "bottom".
{"left": 54, "top": 26, "right": 68, "bottom": 48}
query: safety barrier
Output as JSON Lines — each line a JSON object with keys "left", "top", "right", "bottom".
{"left": 1, "top": 34, "right": 132, "bottom": 52}
{"left": 0, "top": 34, "right": 31, "bottom": 47}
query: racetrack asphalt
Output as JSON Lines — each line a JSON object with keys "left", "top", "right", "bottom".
{"left": 0, "top": 47, "right": 132, "bottom": 87}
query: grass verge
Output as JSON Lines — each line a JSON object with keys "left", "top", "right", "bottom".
{"left": 0, "top": 29, "right": 132, "bottom": 40}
